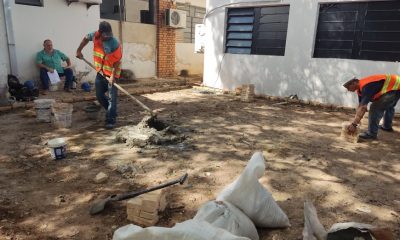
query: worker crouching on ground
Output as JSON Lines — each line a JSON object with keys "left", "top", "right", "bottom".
{"left": 76, "top": 21, "right": 122, "bottom": 130}
{"left": 343, "top": 74, "right": 400, "bottom": 140}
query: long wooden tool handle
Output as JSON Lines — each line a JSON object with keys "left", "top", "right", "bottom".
{"left": 113, "top": 83, "right": 153, "bottom": 115}
{"left": 116, "top": 173, "right": 188, "bottom": 201}
{"left": 80, "top": 57, "right": 154, "bottom": 116}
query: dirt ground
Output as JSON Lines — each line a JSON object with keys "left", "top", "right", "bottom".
{"left": 0, "top": 85, "right": 399, "bottom": 240}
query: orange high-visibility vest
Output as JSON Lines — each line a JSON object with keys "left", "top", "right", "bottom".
{"left": 93, "top": 31, "right": 122, "bottom": 78}
{"left": 357, "top": 74, "right": 400, "bottom": 101}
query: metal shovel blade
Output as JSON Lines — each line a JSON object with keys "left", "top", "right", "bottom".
{"left": 89, "top": 195, "right": 116, "bottom": 215}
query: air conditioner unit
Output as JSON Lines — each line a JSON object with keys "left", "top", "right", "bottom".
{"left": 166, "top": 9, "right": 186, "bottom": 28}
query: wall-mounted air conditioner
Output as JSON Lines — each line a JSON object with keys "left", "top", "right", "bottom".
{"left": 166, "top": 9, "right": 186, "bottom": 28}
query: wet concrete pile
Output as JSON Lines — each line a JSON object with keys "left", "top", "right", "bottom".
{"left": 116, "top": 115, "right": 188, "bottom": 147}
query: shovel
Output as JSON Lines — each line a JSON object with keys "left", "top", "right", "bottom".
{"left": 90, "top": 173, "right": 188, "bottom": 215}
{"left": 80, "top": 56, "right": 155, "bottom": 117}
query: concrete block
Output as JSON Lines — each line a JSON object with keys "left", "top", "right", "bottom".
{"left": 94, "top": 172, "right": 108, "bottom": 183}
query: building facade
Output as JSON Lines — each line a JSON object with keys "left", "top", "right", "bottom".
{"left": 204, "top": 0, "right": 400, "bottom": 109}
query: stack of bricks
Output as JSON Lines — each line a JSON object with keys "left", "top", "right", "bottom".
{"left": 126, "top": 189, "right": 167, "bottom": 227}
{"left": 241, "top": 84, "right": 255, "bottom": 102}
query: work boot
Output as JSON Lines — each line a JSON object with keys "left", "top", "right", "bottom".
{"left": 359, "top": 132, "right": 377, "bottom": 140}
{"left": 379, "top": 125, "right": 394, "bottom": 132}
{"left": 105, "top": 123, "right": 115, "bottom": 130}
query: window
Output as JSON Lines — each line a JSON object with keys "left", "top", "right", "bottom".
{"left": 314, "top": 1, "right": 400, "bottom": 62}
{"left": 225, "top": 5, "right": 290, "bottom": 56}
{"left": 15, "top": 0, "right": 43, "bottom": 6}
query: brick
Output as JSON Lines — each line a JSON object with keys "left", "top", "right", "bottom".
{"left": 139, "top": 210, "right": 158, "bottom": 220}
{"left": 128, "top": 215, "right": 158, "bottom": 227}
{"left": 127, "top": 206, "right": 141, "bottom": 217}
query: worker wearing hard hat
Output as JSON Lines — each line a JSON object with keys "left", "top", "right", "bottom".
{"left": 343, "top": 74, "right": 400, "bottom": 140}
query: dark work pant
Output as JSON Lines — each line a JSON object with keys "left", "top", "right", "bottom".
{"left": 39, "top": 68, "right": 74, "bottom": 90}
{"left": 95, "top": 73, "right": 118, "bottom": 124}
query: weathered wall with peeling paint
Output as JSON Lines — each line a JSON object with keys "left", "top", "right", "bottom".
{"left": 108, "top": 20, "right": 156, "bottom": 79}
{"left": 176, "top": 43, "right": 204, "bottom": 75}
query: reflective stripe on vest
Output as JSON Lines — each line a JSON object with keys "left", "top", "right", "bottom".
{"left": 92, "top": 31, "right": 122, "bottom": 78}
{"left": 359, "top": 74, "right": 400, "bottom": 100}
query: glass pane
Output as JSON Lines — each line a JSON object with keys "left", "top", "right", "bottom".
{"left": 227, "top": 32, "right": 253, "bottom": 40}
{"left": 15, "top": 0, "right": 42, "bottom": 6}
{"left": 226, "top": 47, "right": 251, "bottom": 54}
{"left": 228, "top": 8, "right": 254, "bottom": 16}
{"left": 229, "top": 16, "right": 254, "bottom": 24}
{"left": 227, "top": 25, "right": 253, "bottom": 32}
{"left": 226, "top": 40, "right": 252, "bottom": 47}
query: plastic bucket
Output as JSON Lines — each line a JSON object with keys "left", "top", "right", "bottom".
{"left": 34, "top": 99, "right": 56, "bottom": 122}
{"left": 52, "top": 103, "right": 73, "bottom": 128}
{"left": 84, "top": 104, "right": 101, "bottom": 120}
{"left": 48, "top": 137, "right": 67, "bottom": 160}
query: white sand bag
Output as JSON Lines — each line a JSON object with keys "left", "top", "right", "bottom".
{"left": 302, "top": 199, "right": 327, "bottom": 240}
{"left": 113, "top": 219, "right": 251, "bottom": 240}
{"left": 194, "top": 201, "right": 259, "bottom": 240}
{"left": 217, "top": 152, "right": 290, "bottom": 228}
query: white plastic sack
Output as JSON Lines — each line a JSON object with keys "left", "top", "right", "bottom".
{"left": 302, "top": 199, "right": 327, "bottom": 240}
{"left": 113, "top": 219, "right": 251, "bottom": 240}
{"left": 194, "top": 200, "right": 259, "bottom": 240}
{"left": 217, "top": 152, "right": 290, "bottom": 228}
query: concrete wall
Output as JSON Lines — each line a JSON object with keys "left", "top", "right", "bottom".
{"left": 176, "top": 43, "right": 204, "bottom": 75}
{"left": 0, "top": 0, "right": 10, "bottom": 91}
{"left": 108, "top": 20, "right": 156, "bottom": 78}
{"left": 177, "top": 0, "right": 205, "bottom": 8}
{"left": 125, "top": 0, "right": 148, "bottom": 23}
{"left": 8, "top": 0, "right": 100, "bottom": 82}
{"left": 205, "top": 0, "right": 400, "bottom": 110}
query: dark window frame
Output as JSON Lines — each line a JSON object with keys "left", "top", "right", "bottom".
{"left": 314, "top": 1, "right": 400, "bottom": 62}
{"left": 15, "top": 0, "right": 43, "bottom": 7}
{"left": 225, "top": 5, "right": 290, "bottom": 56}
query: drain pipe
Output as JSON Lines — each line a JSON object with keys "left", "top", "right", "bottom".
{"left": 2, "top": 0, "right": 18, "bottom": 75}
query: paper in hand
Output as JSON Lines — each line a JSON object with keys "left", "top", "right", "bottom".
{"left": 47, "top": 69, "right": 61, "bottom": 85}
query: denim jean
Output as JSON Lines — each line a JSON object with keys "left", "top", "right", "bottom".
{"left": 95, "top": 73, "right": 118, "bottom": 124}
{"left": 368, "top": 91, "right": 400, "bottom": 136}
{"left": 40, "top": 67, "right": 74, "bottom": 90}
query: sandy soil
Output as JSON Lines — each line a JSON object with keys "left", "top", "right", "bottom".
{"left": 0, "top": 86, "right": 399, "bottom": 240}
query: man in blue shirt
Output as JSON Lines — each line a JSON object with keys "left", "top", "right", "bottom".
{"left": 36, "top": 39, "right": 74, "bottom": 94}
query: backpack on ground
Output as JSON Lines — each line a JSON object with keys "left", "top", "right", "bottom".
{"left": 8, "top": 74, "right": 39, "bottom": 101}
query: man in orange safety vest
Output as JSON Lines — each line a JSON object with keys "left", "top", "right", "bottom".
{"left": 343, "top": 74, "right": 400, "bottom": 140}
{"left": 76, "top": 21, "right": 122, "bottom": 129}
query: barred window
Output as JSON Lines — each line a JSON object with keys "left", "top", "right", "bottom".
{"left": 225, "top": 5, "right": 290, "bottom": 56}
{"left": 314, "top": 1, "right": 400, "bottom": 62}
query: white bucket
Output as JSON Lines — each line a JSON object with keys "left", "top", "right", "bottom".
{"left": 48, "top": 137, "right": 67, "bottom": 160}
{"left": 52, "top": 103, "right": 73, "bottom": 128}
{"left": 34, "top": 99, "right": 56, "bottom": 122}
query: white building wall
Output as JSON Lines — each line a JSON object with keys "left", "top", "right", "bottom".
{"left": 0, "top": 0, "right": 10, "bottom": 89}
{"left": 205, "top": 0, "right": 400, "bottom": 110}
{"left": 176, "top": 43, "right": 204, "bottom": 75}
{"left": 10, "top": 0, "right": 100, "bottom": 82}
